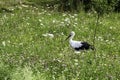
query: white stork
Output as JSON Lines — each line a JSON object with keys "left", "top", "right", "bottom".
{"left": 66, "top": 31, "right": 94, "bottom": 51}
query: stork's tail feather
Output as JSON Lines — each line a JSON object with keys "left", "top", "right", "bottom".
{"left": 90, "top": 45, "right": 95, "bottom": 50}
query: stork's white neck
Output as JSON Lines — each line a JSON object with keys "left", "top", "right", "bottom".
{"left": 69, "top": 34, "right": 75, "bottom": 42}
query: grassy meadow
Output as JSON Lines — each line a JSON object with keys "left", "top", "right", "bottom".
{"left": 0, "top": 0, "right": 120, "bottom": 80}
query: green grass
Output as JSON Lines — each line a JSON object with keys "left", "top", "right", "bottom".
{"left": 0, "top": 1, "right": 120, "bottom": 80}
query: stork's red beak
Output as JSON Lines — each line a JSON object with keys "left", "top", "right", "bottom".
{"left": 65, "top": 34, "right": 71, "bottom": 40}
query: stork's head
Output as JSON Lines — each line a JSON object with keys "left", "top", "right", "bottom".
{"left": 70, "top": 31, "right": 75, "bottom": 36}
{"left": 65, "top": 31, "right": 75, "bottom": 40}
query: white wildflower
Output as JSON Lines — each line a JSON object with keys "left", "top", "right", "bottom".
{"left": 52, "top": 20, "right": 56, "bottom": 23}
{"left": 73, "top": 24, "right": 76, "bottom": 27}
{"left": 19, "top": 43, "right": 23, "bottom": 46}
{"left": 42, "top": 33, "right": 54, "bottom": 38}
{"left": 61, "top": 22, "right": 64, "bottom": 24}
{"left": 64, "top": 18, "right": 70, "bottom": 23}
{"left": 75, "top": 51, "right": 80, "bottom": 54}
{"left": 38, "top": 19, "right": 42, "bottom": 22}
{"left": 74, "top": 22, "right": 78, "bottom": 25}
{"left": 74, "top": 14, "right": 78, "bottom": 16}
{"left": 75, "top": 18, "right": 78, "bottom": 21}
{"left": 27, "top": 23, "right": 30, "bottom": 25}
{"left": 40, "top": 23, "right": 44, "bottom": 26}
{"left": 8, "top": 40, "right": 10, "bottom": 43}
{"left": 60, "top": 22, "right": 65, "bottom": 26}
{"left": 74, "top": 59, "right": 78, "bottom": 62}
{"left": 21, "top": 4, "right": 28, "bottom": 8}
{"left": 2, "top": 41, "right": 6, "bottom": 46}
{"left": 74, "top": 59, "right": 78, "bottom": 66}
{"left": 71, "top": 16, "right": 75, "bottom": 18}
{"left": 48, "top": 33, "right": 54, "bottom": 38}
{"left": 42, "top": 34, "right": 47, "bottom": 37}
{"left": 105, "top": 40, "right": 109, "bottom": 42}
{"left": 110, "top": 26, "right": 113, "bottom": 29}
{"left": 62, "top": 13, "right": 67, "bottom": 17}
{"left": 64, "top": 18, "right": 70, "bottom": 22}
{"left": 75, "top": 62, "right": 78, "bottom": 66}
{"left": 48, "top": 13, "right": 51, "bottom": 15}
{"left": 61, "top": 32, "right": 64, "bottom": 35}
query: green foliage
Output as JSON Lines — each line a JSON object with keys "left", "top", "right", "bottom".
{"left": 57, "top": 0, "right": 120, "bottom": 13}
{"left": 0, "top": 63, "right": 11, "bottom": 80}
{"left": 11, "top": 67, "right": 33, "bottom": 80}
{"left": 0, "top": 1, "right": 120, "bottom": 80}
{"left": 114, "top": 0, "right": 120, "bottom": 12}
{"left": 92, "top": 0, "right": 117, "bottom": 15}
{"left": 25, "top": 0, "right": 120, "bottom": 13}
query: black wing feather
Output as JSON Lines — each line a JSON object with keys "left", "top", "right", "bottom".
{"left": 74, "top": 42, "right": 94, "bottom": 51}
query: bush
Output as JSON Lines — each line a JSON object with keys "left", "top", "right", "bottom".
{"left": 58, "top": 0, "right": 92, "bottom": 12}
{"left": 26, "top": 0, "right": 120, "bottom": 13}
{"left": 58, "top": 0, "right": 118, "bottom": 13}
{"left": 114, "top": 0, "right": 120, "bottom": 12}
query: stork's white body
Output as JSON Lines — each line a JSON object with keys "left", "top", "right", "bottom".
{"left": 66, "top": 31, "right": 94, "bottom": 51}
{"left": 69, "top": 40, "right": 82, "bottom": 49}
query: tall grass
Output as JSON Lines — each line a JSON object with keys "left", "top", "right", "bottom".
{"left": 0, "top": 1, "right": 120, "bottom": 80}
